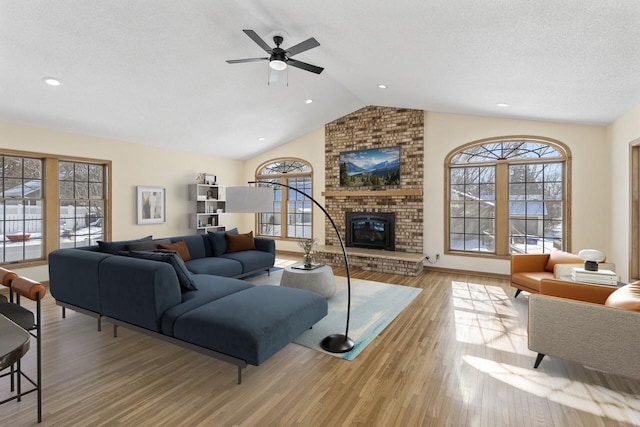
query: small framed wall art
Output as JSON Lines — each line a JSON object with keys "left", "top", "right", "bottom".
{"left": 137, "top": 186, "right": 166, "bottom": 224}
{"left": 205, "top": 174, "right": 217, "bottom": 185}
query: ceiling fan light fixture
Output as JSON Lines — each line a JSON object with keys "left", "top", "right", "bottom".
{"left": 269, "top": 60, "right": 287, "bottom": 71}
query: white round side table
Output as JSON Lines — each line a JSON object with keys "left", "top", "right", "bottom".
{"left": 280, "top": 265, "right": 336, "bottom": 299}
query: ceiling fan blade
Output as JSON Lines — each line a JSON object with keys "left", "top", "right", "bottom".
{"left": 285, "top": 37, "right": 320, "bottom": 56}
{"left": 287, "top": 59, "right": 324, "bottom": 74}
{"left": 243, "top": 29, "right": 273, "bottom": 53}
{"left": 226, "top": 57, "right": 269, "bottom": 64}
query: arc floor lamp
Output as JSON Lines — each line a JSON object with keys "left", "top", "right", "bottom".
{"left": 226, "top": 182, "right": 354, "bottom": 353}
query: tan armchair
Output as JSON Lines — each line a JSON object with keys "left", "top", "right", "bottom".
{"left": 510, "top": 251, "right": 583, "bottom": 298}
{"left": 528, "top": 279, "right": 640, "bottom": 380}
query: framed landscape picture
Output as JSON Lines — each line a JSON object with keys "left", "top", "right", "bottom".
{"left": 137, "top": 186, "right": 166, "bottom": 224}
{"left": 339, "top": 146, "right": 401, "bottom": 187}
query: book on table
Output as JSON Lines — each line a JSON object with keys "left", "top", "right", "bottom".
{"left": 571, "top": 267, "right": 618, "bottom": 286}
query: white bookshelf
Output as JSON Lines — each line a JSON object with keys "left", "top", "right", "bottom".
{"left": 188, "top": 183, "right": 226, "bottom": 234}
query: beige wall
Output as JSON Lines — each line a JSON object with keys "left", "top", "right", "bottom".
{"left": 241, "top": 128, "right": 325, "bottom": 253}
{"left": 0, "top": 121, "right": 244, "bottom": 281}
{"left": 241, "top": 111, "right": 611, "bottom": 276}
{"left": 607, "top": 104, "right": 640, "bottom": 281}
{"left": 2, "top": 106, "right": 629, "bottom": 280}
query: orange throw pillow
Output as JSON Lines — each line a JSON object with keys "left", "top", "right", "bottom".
{"left": 158, "top": 240, "right": 192, "bottom": 262}
{"left": 225, "top": 231, "right": 256, "bottom": 253}
{"left": 605, "top": 283, "right": 640, "bottom": 312}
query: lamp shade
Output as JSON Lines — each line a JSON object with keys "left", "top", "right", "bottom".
{"left": 578, "top": 249, "right": 605, "bottom": 262}
{"left": 578, "top": 249, "right": 605, "bottom": 272}
{"left": 225, "top": 186, "right": 274, "bottom": 213}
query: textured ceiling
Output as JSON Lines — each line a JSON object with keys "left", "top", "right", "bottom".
{"left": 1, "top": 1, "right": 639, "bottom": 159}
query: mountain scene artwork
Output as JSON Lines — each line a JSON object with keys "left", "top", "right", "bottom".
{"left": 339, "top": 146, "right": 401, "bottom": 187}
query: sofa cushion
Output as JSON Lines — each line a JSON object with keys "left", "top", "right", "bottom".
{"left": 98, "top": 256, "right": 182, "bottom": 332}
{"left": 226, "top": 231, "right": 256, "bottom": 253}
{"left": 97, "top": 235, "right": 152, "bottom": 254}
{"left": 49, "top": 248, "right": 112, "bottom": 313}
{"left": 172, "top": 285, "right": 328, "bottom": 365}
{"left": 169, "top": 235, "right": 208, "bottom": 260}
{"left": 221, "top": 250, "right": 275, "bottom": 274}
{"left": 544, "top": 251, "right": 583, "bottom": 272}
{"left": 126, "top": 238, "right": 172, "bottom": 252}
{"left": 185, "top": 257, "right": 243, "bottom": 277}
{"left": 160, "top": 275, "right": 254, "bottom": 335}
{"left": 207, "top": 228, "right": 238, "bottom": 256}
{"left": 158, "top": 240, "right": 192, "bottom": 261}
{"left": 129, "top": 251, "right": 197, "bottom": 291}
{"left": 512, "top": 271, "right": 554, "bottom": 292}
{"left": 605, "top": 283, "right": 640, "bottom": 312}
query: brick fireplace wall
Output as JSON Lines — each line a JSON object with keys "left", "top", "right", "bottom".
{"left": 323, "top": 105, "right": 424, "bottom": 254}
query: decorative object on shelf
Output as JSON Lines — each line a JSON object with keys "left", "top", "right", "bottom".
{"left": 136, "top": 186, "right": 166, "bottom": 224}
{"left": 578, "top": 249, "right": 606, "bottom": 271}
{"left": 298, "top": 238, "right": 319, "bottom": 268}
{"left": 189, "top": 183, "right": 226, "bottom": 234}
{"left": 195, "top": 172, "right": 205, "bottom": 184}
{"left": 227, "top": 182, "right": 355, "bottom": 354}
{"left": 205, "top": 174, "right": 217, "bottom": 185}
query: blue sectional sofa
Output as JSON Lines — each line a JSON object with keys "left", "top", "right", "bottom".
{"left": 48, "top": 232, "right": 328, "bottom": 383}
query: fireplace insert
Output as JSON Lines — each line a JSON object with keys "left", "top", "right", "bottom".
{"left": 345, "top": 212, "right": 395, "bottom": 251}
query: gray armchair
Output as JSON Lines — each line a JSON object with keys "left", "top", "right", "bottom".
{"left": 528, "top": 279, "right": 640, "bottom": 380}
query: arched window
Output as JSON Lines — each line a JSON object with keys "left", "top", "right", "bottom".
{"left": 255, "top": 158, "right": 313, "bottom": 240}
{"left": 446, "top": 137, "right": 570, "bottom": 256}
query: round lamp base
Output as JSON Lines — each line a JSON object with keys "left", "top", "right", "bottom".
{"left": 320, "top": 334, "right": 355, "bottom": 353}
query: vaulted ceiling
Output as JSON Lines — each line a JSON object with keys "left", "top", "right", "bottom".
{"left": 1, "top": 1, "right": 639, "bottom": 159}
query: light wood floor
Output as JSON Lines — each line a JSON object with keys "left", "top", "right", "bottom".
{"left": 1, "top": 259, "right": 639, "bottom": 426}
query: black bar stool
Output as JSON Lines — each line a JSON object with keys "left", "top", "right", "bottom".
{"left": 0, "top": 268, "right": 45, "bottom": 423}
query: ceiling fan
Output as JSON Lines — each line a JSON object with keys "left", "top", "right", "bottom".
{"left": 226, "top": 30, "right": 324, "bottom": 74}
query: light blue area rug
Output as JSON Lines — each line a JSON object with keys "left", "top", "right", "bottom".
{"left": 247, "top": 268, "right": 422, "bottom": 360}
{"left": 292, "top": 276, "right": 422, "bottom": 361}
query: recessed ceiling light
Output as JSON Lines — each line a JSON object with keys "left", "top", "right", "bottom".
{"left": 496, "top": 103, "right": 509, "bottom": 107}
{"left": 305, "top": 99, "right": 313, "bottom": 104}
{"left": 258, "top": 137, "right": 266, "bottom": 141}
{"left": 43, "top": 77, "right": 61, "bottom": 86}
{"left": 377, "top": 84, "right": 387, "bottom": 89}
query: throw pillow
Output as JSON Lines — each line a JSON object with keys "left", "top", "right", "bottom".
{"left": 128, "top": 250, "right": 197, "bottom": 292}
{"left": 158, "top": 240, "right": 192, "bottom": 261}
{"left": 605, "top": 283, "right": 640, "bottom": 312}
{"left": 225, "top": 231, "right": 256, "bottom": 253}
{"left": 544, "top": 251, "right": 583, "bottom": 272}
{"left": 126, "top": 238, "right": 172, "bottom": 252}
{"left": 207, "top": 228, "right": 238, "bottom": 256}
{"left": 97, "top": 235, "right": 153, "bottom": 255}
